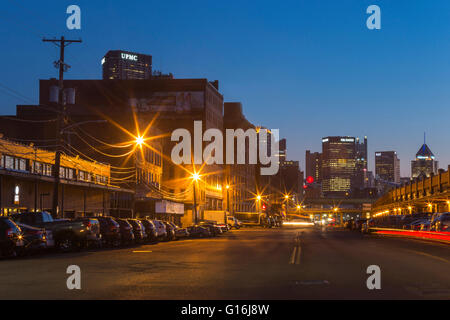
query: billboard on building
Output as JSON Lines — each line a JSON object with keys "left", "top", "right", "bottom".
{"left": 129, "top": 92, "right": 204, "bottom": 113}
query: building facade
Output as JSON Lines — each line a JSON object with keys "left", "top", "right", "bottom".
{"left": 223, "top": 102, "right": 257, "bottom": 214}
{"left": 0, "top": 138, "right": 133, "bottom": 217}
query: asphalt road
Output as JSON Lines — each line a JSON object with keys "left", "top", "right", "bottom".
{"left": 1, "top": 226, "right": 450, "bottom": 299}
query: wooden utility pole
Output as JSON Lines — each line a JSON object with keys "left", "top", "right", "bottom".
{"left": 42, "top": 36, "right": 81, "bottom": 218}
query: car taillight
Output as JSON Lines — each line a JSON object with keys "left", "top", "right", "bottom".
{"left": 443, "top": 225, "right": 449, "bottom": 230}
{"left": 83, "top": 221, "right": 91, "bottom": 229}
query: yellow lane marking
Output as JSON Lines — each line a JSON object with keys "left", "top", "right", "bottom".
{"left": 403, "top": 249, "right": 450, "bottom": 265}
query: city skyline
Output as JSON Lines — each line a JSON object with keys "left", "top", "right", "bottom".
{"left": 0, "top": 1, "right": 449, "bottom": 177}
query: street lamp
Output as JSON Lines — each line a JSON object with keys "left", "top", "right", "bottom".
{"left": 226, "top": 185, "right": 230, "bottom": 213}
{"left": 192, "top": 173, "right": 200, "bottom": 224}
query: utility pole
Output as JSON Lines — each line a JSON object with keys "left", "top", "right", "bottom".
{"left": 43, "top": 36, "right": 82, "bottom": 218}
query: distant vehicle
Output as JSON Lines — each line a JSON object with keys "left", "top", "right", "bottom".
{"left": 187, "top": 225, "right": 211, "bottom": 238}
{"left": 17, "top": 223, "right": 48, "bottom": 253}
{"left": 127, "top": 219, "right": 146, "bottom": 243}
{"left": 0, "top": 217, "right": 24, "bottom": 257}
{"left": 115, "top": 219, "right": 135, "bottom": 245}
{"left": 152, "top": 220, "right": 167, "bottom": 241}
{"left": 10, "top": 212, "right": 94, "bottom": 252}
{"left": 354, "top": 219, "right": 367, "bottom": 231}
{"left": 273, "top": 215, "right": 283, "bottom": 227}
{"left": 140, "top": 219, "right": 158, "bottom": 242}
{"left": 226, "top": 216, "right": 242, "bottom": 229}
{"left": 96, "top": 217, "right": 121, "bottom": 247}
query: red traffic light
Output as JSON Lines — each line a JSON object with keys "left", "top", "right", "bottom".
{"left": 306, "top": 176, "right": 314, "bottom": 184}
{"left": 262, "top": 204, "right": 267, "bottom": 210}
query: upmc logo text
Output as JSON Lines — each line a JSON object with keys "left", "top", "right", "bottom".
{"left": 121, "top": 53, "right": 138, "bottom": 61}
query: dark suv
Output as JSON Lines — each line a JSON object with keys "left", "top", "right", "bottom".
{"left": 0, "top": 217, "right": 24, "bottom": 257}
{"left": 140, "top": 219, "right": 158, "bottom": 243}
{"left": 116, "top": 219, "right": 135, "bottom": 245}
{"left": 96, "top": 217, "right": 121, "bottom": 247}
{"left": 127, "top": 219, "right": 147, "bottom": 243}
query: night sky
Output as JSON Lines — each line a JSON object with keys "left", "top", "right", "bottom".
{"left": 1, "top": 0, "right": 449, "bottom": 176}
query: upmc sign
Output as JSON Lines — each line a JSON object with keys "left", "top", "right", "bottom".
{"left": 121, "top": 53, "right": 138, "bottom": 61}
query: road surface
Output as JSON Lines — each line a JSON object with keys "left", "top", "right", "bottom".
{"left": 1, "top": 226, "right": 450, "bottom": 299}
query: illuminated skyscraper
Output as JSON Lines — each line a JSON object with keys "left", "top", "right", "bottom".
{"left": 102, "top": 50, "right": 152, "bottom": 80}
{"left": 375, "top": 151, "right": 400, "bottom": 184}
{"left": 321, "top": 136, "right": 356, "bottom": 197}
{"left": 411, "top": 142, "right": 438, "bottom": 179}
{"left": 305, "top": 150, "right": 322, "bottom": 183}
{"left": 354, "top": 136, "right": 368, "bottom": 189}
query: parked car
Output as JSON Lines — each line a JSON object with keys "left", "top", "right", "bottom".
{"left": 187, "top": 225, "right": 211, "bottom": 238}
{"left": 127, "top": 219, "right": 147, "bottom": 243}
{"left": 430, "top": 213, "right": 450, "bottom": 231}
{"left": 199, "top": 221, "right": 221, "bottom": 236}
{"left": 140, "top": 219, "right": 158, "bottom": 242}
{"left": 227, "top": 216, "right": 242, "bottom": 229}
{"left": 435, "top": 215, "right": 450, "bottom": 232}
{"left": 0, "top": 217, "right": 24, "bottom": 257}
{"left": 216, "top": 222, "right": 229, "bottom": 233}
{"left": 10, "top": 212, "right": 94, "bottom": 252}
{"left": 420, "top": 221, "right": 431, "bottom": 231}
{"left": 152, "top": 220, "right": 167, "bottom": 241}
{"left": 116, "top": 219, "right": 135, "bottom": 245}
{"left": 169, "top": 222, "right": 189, "bottom": 239}
{"left": 17, "top": 223, "right": 48, "bottom": 254}
{"left": 404, "top": 219, "right": 429, "bottom": 231}
{"left": 162, "top": 221, "right": 176, "bottom": 241}
{"left": 96, "top": 217, "right": 121, "bottom": 247}
{"left": 74, "top": 218, "right": 102, "bottom": 248}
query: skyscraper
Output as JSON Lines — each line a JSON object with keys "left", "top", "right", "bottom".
{"left": 278, "top": 139, "right": 287, "bottom": 164}
{"left": 354, "top": 136, "right": 368, "bottom": 189}
{"left": 102, "top": 50, "right": 152, "bottom": 80}
{"left": 411, "top": 142, "right": 438, "bottom": 179}
{"left": 375, "top": 151, "right": 400, "bottom": 184}
{"left": 305, "top": 150, "right": 322, "bottom": 183}
{"left": 321, "top": 136, "right": 356, "bottom": 197}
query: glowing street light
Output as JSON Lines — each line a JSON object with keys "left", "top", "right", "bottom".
{"left": 135, "top": 135, "right": 144, "bottom": 146}
{"left": 191, "top": 172, "right": 201, "bottom": 224}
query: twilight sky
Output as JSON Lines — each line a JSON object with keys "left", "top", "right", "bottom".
{"left": 1, "top": 0, "right": 449, "bottom": 177}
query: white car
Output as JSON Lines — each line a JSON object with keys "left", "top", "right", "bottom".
{"left": 227, "top": 216, "right": 242, "bottom": 229}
